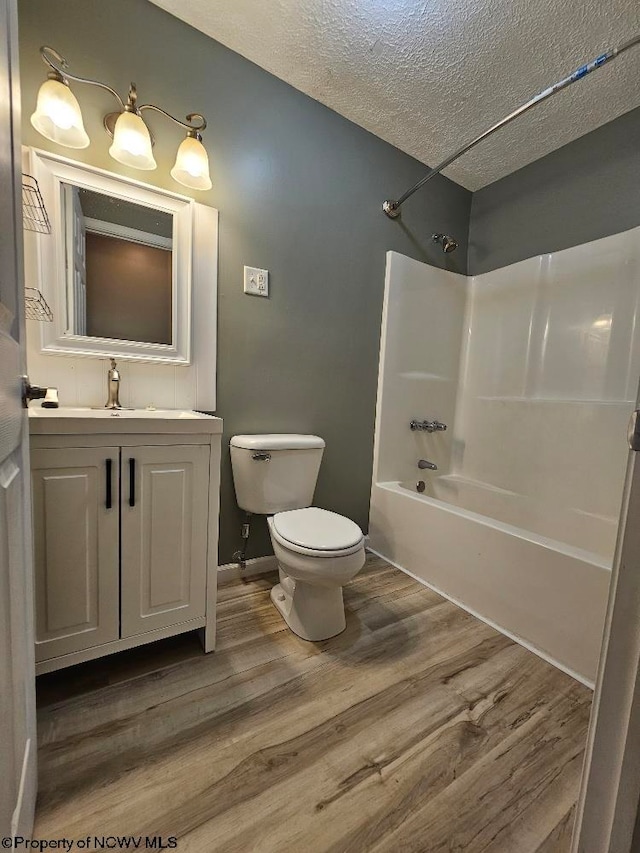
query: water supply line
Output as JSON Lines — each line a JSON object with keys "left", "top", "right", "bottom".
{"left": 232, "top": 512, "right": 252, "bottom": 571}
{"left": 382, "top": 33, "right": 640, "bottom": 219}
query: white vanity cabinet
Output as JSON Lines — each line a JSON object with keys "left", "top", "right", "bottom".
{"left": 120, "top": 444, "right": 209, "bottom": 637}
{"left": 29, "top": 409, "right": 222, "bottom": 674}
{"left": 31, "top": 446, "right": 120, "bottom": 659}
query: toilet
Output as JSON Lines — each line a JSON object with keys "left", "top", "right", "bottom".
{"left": 230, "top": 434, "right": 366, "bottom": 640}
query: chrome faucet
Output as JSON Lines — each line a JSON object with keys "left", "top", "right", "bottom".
{"left": 105, "top": 358, "right": 122, "bottom": 410}
{"left": 410, "top": 419, "right": 447, "bottom": 432}
{"left": 418, "top": 459, "right": 438, "bottom": 470}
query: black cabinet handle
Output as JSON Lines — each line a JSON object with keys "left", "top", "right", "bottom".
{"left": 105, "top": 458, "right": 112, "bottom": 509}
{"left": 129, "top": 457, "right": 136, "bottom": 507}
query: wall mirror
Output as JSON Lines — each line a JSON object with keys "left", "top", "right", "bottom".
{"left": 27, "top": 149, "right": 194, "bottom": 364}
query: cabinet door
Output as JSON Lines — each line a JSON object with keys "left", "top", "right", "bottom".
{"left": 121, "top": 444, "right": 209, "bottom": 637}
{"left": 31, "top": 447, "right": 120, "bottom": 661}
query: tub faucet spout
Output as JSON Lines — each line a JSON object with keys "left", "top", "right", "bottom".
{"left": 418, "top": 459, "right": 438, "bottom": 470}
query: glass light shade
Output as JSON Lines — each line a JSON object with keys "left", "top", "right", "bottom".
{"left": 30, "top": 78, "right": 89, "bottom": 148}
{"left": 108, "top": 111, "right": 157, "bottom": 170}
{"left": 170, "top": 135, "right": 212, "bottom": 190}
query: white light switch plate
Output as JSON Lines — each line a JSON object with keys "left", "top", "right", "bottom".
{"left": 244, "top": 266, "right": 269, "bottom": 297}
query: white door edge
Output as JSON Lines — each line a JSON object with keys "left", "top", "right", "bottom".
{"left": 572, "top": 410, "right": 640, "bottom": 852}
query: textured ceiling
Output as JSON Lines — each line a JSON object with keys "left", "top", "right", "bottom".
{"left": 149, "top": 0, "right": 640, "bottom": 190}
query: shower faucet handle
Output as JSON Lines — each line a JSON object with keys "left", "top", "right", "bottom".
{"left": 410, "top": 419, "right": 447, "bottom": 432}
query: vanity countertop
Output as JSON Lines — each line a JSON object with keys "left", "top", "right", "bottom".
{"left": 29, "top": 407, "right": 223, "bottom": 435}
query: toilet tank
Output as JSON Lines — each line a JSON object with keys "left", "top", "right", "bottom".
{"left": 230, "top": 434, "right": 325, "bottom": 515}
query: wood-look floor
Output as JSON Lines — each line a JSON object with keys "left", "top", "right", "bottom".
{"left": 35, "top": 554, "right": 592, "bottom": 852}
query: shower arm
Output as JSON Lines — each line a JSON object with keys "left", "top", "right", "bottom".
{"left": 382, "top": 33, "right": 640, "bottom": 218}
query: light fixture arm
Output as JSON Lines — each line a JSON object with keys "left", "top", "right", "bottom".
{"left": 39, "top": 46, "right": 126, "bottom": 111}
{"left": 138, "top": 104, "right": 207, "bottom": 137}
{"left": 33, "top": 45, "right": 212, "bottom": 190}
{"left": 39, "top": 46, "right": 208, "bottom": 137}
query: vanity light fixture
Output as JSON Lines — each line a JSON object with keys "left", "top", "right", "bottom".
{"left": 171, "top": 133, "right": 212, "bottom": 191}
{"left": 30, "top": 69, "right": 89, "bottom": 149}
{"left": 30, "top": 46, "right": 212, "bottom": 191}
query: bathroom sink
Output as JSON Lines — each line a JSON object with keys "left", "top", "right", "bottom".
{"left": 28, "top": 406, "right": 223, "bottom": 435}
{"left": 30, "top": 407, "right": 210, "bottom": 419}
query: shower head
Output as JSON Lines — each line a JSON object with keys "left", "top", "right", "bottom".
{"left": 432, "top": 233, "right": 458, "bottom": 253}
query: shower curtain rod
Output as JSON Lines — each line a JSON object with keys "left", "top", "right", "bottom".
{"left": 382, "top": 33, "right": 640, "bottom": 218}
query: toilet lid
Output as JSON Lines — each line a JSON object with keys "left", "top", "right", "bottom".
{"left": 272, "top": 507, "right": 363, "bottom": 552}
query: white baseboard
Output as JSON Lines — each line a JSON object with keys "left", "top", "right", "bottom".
{"left": 218, "top": 555, "right": 278, "bottom": 585}
{"left": 367, "top": 546, "right": 594, "bottom": 689}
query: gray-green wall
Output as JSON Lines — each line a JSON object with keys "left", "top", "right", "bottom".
{"left": 18, "top": 0, "right": 471, "bottom": 563}
{"left": 469, "top": 105, "right": 640, "bottom": 275}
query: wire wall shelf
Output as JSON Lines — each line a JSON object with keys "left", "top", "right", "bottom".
{"left": 25, "top": 287, "right": 53, "bottom": 323}
{"left": 22, "top": 173, "right": 54, "bottom": 322}
{"left": 22, "top": 173, "right": 51, "bottom": 234}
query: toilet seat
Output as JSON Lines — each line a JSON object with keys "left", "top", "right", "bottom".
{"left": 272, "top": 507, "right": 364, "bottom": 558}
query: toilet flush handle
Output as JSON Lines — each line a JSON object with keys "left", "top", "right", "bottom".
{"left": 252, "top": 451, "right": 271, "bottom": 462}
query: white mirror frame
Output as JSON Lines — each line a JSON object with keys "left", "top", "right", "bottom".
{"left": 28, "top": 148, "right": 193, "bottom": 364}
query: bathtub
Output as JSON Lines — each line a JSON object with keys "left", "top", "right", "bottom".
{"left": 368, "top": 477, "right": 612, "bottom": 686}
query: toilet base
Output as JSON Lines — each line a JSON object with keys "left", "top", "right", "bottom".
{"left": 270, "top": 578, "right": 346, "bottom": 641}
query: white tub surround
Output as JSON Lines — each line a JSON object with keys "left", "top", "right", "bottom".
{"left": 29, "top": 407, "right": 222, "bottom": 673}
{"left": 373, "top": 252, "right": 467, "bottom": 485}
{"left": 454, "top": 230, "right": 638, "bottom": 541}
{"left": 371, "top": 230, "right": 640, "bottom": 686}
